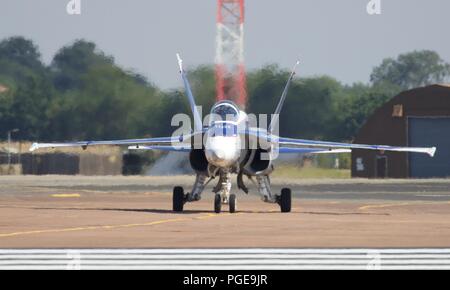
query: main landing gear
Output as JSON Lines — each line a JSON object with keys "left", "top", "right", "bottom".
{"left": 277, "top": 188, "right": 292, "bottom": 213}
{"left": 173, "top": 173, "right": 291, "bottom": 213}
{"left": 255, "top": 175, "right": 292, "bottom": 213}
{"left": 172, "top": 186, "right": 185, "bottom": 212}
{"left": 172, "top": 173, "right": 207, "bottom": 212}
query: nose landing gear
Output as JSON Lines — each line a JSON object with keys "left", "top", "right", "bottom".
{"left": 214, "top": 194, "right": 221, "bottom": 213}
{"left": 214, "top": 193, "right": 237, "bottom": 214}
{"left": 212, "top": 171, "right": 237, "bottom": 214}
{"left": 229, "top": 194, "right": 237, "bottom": 213}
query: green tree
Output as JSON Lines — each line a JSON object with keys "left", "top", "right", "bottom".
{"left": 50, "top": 40, "right": 114, "bottom": 91}
{"left": 333, "top": 83, "right": 400, "bottom": 141}
{"left": 0, "top": 37, "right": 53, "bottom": 140}
{"left": 370, "top": 50, "right": 450, "bottom": 90}
{"left": 47, "top": 64, "right": 161, "bottom": 140}
{"left": 0, "top": 36, "right": 44, "bottom": 72}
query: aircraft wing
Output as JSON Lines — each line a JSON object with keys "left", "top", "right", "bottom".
{"left": 29, "top": 135, "right": 193, "bottom": 152}
{"left": 276, "top": 136, "right": 436, "bottom": 157}
{"left": 244, "top": 129, "right": 436, "bottom": 157}
{"left": 278, "top": 147, "right": 351, "bottom": 154}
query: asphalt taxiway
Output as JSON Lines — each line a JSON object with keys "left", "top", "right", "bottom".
{"left": 1, "top": 176, "right": 450, "bottom": 248}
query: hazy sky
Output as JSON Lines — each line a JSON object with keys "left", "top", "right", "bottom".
{"left": 1, "top": 0, "right": 449, "bottom": 89}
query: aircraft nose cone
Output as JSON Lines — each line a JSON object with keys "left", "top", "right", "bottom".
{"left": 206, "top": 148, "right": 237, "bottom": 168}
{"left": 205, "top": 136, "right": 240, "bottom": 168}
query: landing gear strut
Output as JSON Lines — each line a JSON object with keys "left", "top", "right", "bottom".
{"left": 174, "top": 172, "right": 291, "bottom": 213}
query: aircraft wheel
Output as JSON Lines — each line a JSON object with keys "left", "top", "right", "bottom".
{"left": 214, "top": 194, "right": 222, "bottom": 213}
{"left": 229, "top": 194, "right": 237, "bottom": 213}
{"left": 173, "top": 186, "right": 185, "bottom": 212}
{"left": 279, "top": 188, "right": 292, "bottom": 213}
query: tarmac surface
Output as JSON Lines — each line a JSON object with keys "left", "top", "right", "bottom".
{"left": 1, "top": 175, "right": 450, "bottom": 248}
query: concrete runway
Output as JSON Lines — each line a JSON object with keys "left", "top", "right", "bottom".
{"left": 1, "top": 176, "right": 450, "bottom": 248}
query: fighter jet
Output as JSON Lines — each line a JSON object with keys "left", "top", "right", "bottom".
{"left": 30, "top": 54, "right": 436, "bottom": 213}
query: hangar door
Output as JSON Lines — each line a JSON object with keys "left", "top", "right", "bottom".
{"left": 408, "top": 117, "right": 450, "bottom": 178}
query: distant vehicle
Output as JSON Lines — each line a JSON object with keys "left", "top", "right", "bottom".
{"left": 30, "top": 54, "right": 436, "bottom": 213}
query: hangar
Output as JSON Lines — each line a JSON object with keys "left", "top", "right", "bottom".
{"left": 352, "top": 84, "right": 450, "bottom": 178}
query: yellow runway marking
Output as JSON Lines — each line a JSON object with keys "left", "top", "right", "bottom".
{"left": 0, "top": 212, "right": 232, "bottom": 238}
{"left": 0, "top": 204, "right": 294, "bottom": 239}
{"left": 358, "top": 202, "right": 414, "bottom": 211}
{"left": 51, "top": 194, "right": 81, "bottom": 198}
{"left": 357, "top": 202, "right": 450, "bottom": 211}
{"left": 359, "top": 201, "right": 450, "bottom": 211}
{"left": 195, "top": 213, "right": 221, "bottom": 219}
{"left": 195, "top": 212, "right": 246, "bottom": 219}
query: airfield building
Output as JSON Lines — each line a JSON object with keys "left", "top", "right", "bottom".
{"left": 352, "top": 84, "right": 450, "bottom": 178}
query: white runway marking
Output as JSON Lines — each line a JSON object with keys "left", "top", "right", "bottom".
{"left": 1, "top": 249, "right": 450, "bottom": 270}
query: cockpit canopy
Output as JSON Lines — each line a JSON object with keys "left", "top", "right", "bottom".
{"left": 210, "top": 101, "right": 239, "bottom": 122}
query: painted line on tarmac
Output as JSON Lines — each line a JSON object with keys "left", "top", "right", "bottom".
{"left": 359, "top": 201, "right": 450, "bottom": 211}
{"left": 0, "top": 218, "right": 192, "bottom": 238}
{"left": 0, "top": 204, "right": 294, "bottom": 239}
{"left": 51, "top": 194, "right": 81, "bottom": 198}
{"left": 358, "top": 202, "right": 413, "bottom": 210}
{"left": 0, "top": 210, "right": 246, "bottom": 239}
{"left": 415, "top": 194, "right": 450, "bottom": 198}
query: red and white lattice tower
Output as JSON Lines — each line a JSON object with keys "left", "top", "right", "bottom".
{"left": 215, "top": 0, "right": 247, "bottom": 108}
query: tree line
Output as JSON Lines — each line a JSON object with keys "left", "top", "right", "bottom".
{"left": 0, "top": 36, "right": 449, "bottom": 143}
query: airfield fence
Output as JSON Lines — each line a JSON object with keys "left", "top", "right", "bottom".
{"left": 0, "top": 142, "right": 122, "bottom": 175}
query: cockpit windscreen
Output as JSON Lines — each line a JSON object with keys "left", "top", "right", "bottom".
{"left": 210, "top": 103, "right": 239, "bottom": 121}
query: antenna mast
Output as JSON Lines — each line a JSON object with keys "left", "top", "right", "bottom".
{"left": 215, "top": 0, "right": 247, "bottom": 108}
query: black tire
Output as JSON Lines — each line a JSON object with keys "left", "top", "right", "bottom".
{"left": 173, "top": 186, "right": 184, "bottom": 212}
{"left": 229, "top": 194, "right": 237, "bottom": 213}
{"left": 279, "top": 188, "right": 292, "bottom": 213}
{"left": 214, "top": 194, "right": 222, "bottom": 213}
